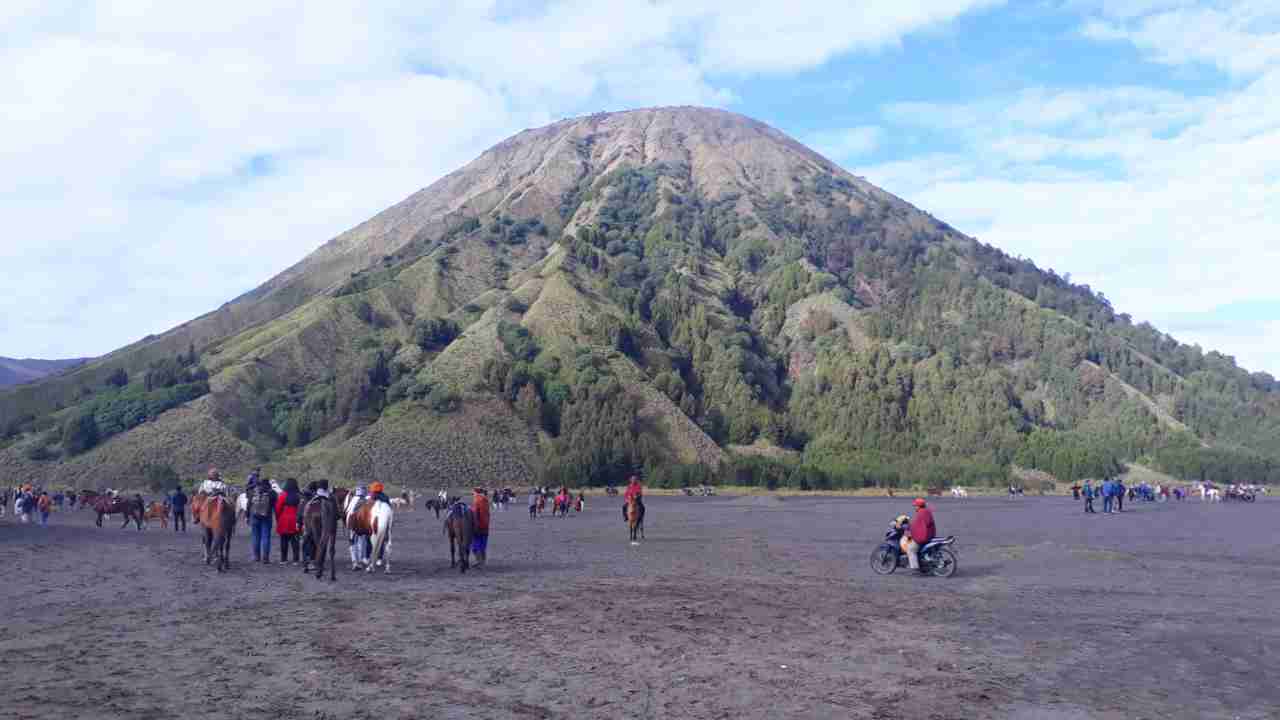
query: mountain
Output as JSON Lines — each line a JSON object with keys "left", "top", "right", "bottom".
{"left": 2, "top": 106, "right": 1277, "bottom": 491}
{"left": 0, "top": 357, "right": 88, "bottom": 389}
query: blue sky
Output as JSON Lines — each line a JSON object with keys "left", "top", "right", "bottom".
{"left": 2, "top": 1, "right": 1278, "bottom": 375}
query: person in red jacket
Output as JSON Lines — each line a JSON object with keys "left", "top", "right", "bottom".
{"left": 907, "top": 498, "right": 937, "bottom": 571}
{"left": 471, "top": 488, "right": 491, "bottom": 568}
{"left": 275, "top": 478, "right": 303, "bottom": 565}
{"left": 622, "top": 476, "right": 645, "bottom": 523}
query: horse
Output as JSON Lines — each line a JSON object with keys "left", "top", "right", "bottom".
{"left": 236, "top": 491, "right": 251, "bottom": 525}
{"left": 144, "top": 501, "right": 169, "bottom": 529}
{"left": 93, "top": 494, "right": 145, "bottom": 530}
{"left": 301, "top": 495, "right": 338, "bottom": 581}
{"left": 198, "top": 495, "right": 236, "bottom": 572}
{"left": 444, "top": 503, "right": 475, "bottom": 573}
{"left": 332, "top": 488, "right": 350, "bottom": 525}
{"left": 627, "top": 497, "right": 644, "bottom": 544}
{"left": 345, "top": 495, "right": 394, "bottom": 573}
{"left": 950, "top": 487, "right": 969, "bottom": 499}
{"left": 423, "top": 497, "right": 445, "bottom": 519}
{"left": 78, "top": 489, "right": 99, "bottom": 509}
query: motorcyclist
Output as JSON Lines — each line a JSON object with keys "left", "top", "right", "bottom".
{"left": 907, "top": 498, "right": 937, "bottom": 572}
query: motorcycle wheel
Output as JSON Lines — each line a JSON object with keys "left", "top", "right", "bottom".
{"left": 870, "top": 548, "right": 898, "bottom": 575}
{"left": 929, "top": 547, "right": 958, "bottom": 578}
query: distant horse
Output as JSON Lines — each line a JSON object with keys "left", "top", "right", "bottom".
{"left": 332, "top": 488, "right": 350, "bottom": 525}
{"left": 236, "top": 491, "right": 250, "bottom": 525}
{"left": 950, "top": 487, "right": 969, "bottom": 499}
{"left": 144, "top": 501, "right": 169, "bottom": 529}
{"left": 345, "top": 495, "right": 394, "bottom": 573}
{"left": 198, "top": 495, "right": 236, "bottom": 572}
{"left": 605, "top": 486, "right": 619, "bottom": 497}
{"left": 627, "top": 497, "right": 644, "bottom": 544}
{"left": 926, "top": 487, "right": 943, "bottom": 497}
{"left": 444, "top": 503, "right": 475, "bottom": 573}
{"left": 78, "top": 489, "right": 99, "bottom": 509}
{"left": 424, "top": 497, "right": 445, "bottom": 519}
{"left": 93, "top": 494, "right": 145, "bottom": 530}
{"left": 301, "top": 495, "right": 338, "bottom": 581}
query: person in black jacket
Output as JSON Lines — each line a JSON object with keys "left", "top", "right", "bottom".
{"left": 170, "top": 485, "right": 188, "bottom": 532}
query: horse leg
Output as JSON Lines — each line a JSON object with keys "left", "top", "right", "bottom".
{"left": 366, "top": 532, "right": 381, "bottom": 574}
{"left": 328, "top": 529, "right": 337, "bottom": 582}
{"left": 203, "top": 529, "right": 212, "bottom": 564}
{"left": 449, "top": 532, "right": 457, "bottom": 568}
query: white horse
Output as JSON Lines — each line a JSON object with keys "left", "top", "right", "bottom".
{"left": 236, "top": 492, "right": 249, "bottom": 523}
{"left": 344, "top": 494, "right": 394, "bottom": 573}
{"left": 950, "top": 487, "right": 969, "bottom": 499}
{"left": 1207, "top": 488, "right": 1223, "bottom": 503}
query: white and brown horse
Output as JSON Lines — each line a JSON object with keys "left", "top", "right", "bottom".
{"left": 344, "top": 495, "right": 394, "bottom": 573}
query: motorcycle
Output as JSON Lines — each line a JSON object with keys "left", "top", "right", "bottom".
{"left": 870, "top": 526, "right": 958, "bottom": 578}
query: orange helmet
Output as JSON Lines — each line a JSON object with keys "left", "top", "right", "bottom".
{"left": 913, "top": 498, "right": 927, "bottom": 508}
{"left": 370, "top": 481, "right": 385, "bottom": 494}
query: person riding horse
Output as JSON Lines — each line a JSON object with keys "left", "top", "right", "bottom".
{"left": 622, "top": 476, "right": 645, "bottom": 525}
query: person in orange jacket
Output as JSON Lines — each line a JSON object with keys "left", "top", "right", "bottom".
{"left": 36, "top": 491, "right": 52, "bottom": 527}
{"left": 907, "top": 498, "right": 937, "bottom": 571}
{"left": 471, "top": 487, "right": 491, "bottom": 568}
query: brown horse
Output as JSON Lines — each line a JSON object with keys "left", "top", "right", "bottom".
{"left": 332, "top": 487, "right": 350, "bottom": 526}
{"left": 443, "top": 503, "right": 474, "bottom": 573}
{"left": 198, "top": 495, "right": 236, "bottom": 572}
{"left": 190, "top": 491, "right": 208, "bottom": 525}
{"left": 78, "top": 489, "right": 100, "bottom": 509}
{"left": 93, "top": 495, "right": 145, "bottom": 530}
{"left": 301, "top": 495, "right": 338, "bottom": 582}
{"left": 627, "top": 497, "right": 644, "bottom": 543}
{"left": 144, "top": 501, "right": 169, "bottom": 529}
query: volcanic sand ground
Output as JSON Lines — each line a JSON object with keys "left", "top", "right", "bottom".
{"left": 1, "top": 494, "right": 1276, "bottom": 720}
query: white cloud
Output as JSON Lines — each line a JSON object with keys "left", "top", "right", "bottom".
{"left": 1082, "top": 0, "right": 1280, "bottom": 75}
{"left": 809, "top": 126, "right": 883, "bottom": 161}
{"left": 1, "top": 0, "right": 995, "bottom": 359}
{"left": 856, "top": 1, "right": 1280, "bottom": 373}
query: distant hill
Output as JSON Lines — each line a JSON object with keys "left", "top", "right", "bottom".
{"left": 1, "top": 106, "right": 1276, "bottom": 491}
{"left": 0, "top": 357, "right": 87, "bottom": 388}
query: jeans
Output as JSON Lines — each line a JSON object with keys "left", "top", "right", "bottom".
{"left": 1117, "top": 495, "right": 1124, "bottom": 512}
{"left": 39, "top": 510, "right": 49, "bottom": 526}
{"left": 173, "top": 510, "right": 186, "bottom": 532}
{"left": 280, "top": 534, "right": 300, "bottom": 562}
{"left": 1103, "top": 496, "right": 1113, "bottom": 513}
{"left": 251, "top": 516, "right": 273, "bottom": 560}
{"left": 1085, "top": 497, "right": 1095, "bottom": 513}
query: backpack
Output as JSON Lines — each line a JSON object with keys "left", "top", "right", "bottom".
{"left": 251, "top": 489, "right": 274, "bottom": 519}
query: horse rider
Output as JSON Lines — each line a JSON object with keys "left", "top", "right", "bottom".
{"left": 622, "top": 475, "right": 645, "bottom": 524}
{"left": 201, "top": 468, "right": 228, "bottom": 496}
{"left": 369, "top": 482, "right": 390, "bottom": 505}
{"left": 906, "top": 498, "right": 937, "bottom": 572}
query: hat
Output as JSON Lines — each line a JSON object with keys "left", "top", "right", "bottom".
{"left": 370, "top": 481, "right": 385, "bottom": 494}
{"left": 913, "top": 498, "right": 927, "bottom": 508}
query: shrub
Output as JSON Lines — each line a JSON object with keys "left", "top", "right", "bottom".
{"left": 413, "top": 317, "right": 459, "bottom": 351}
{"left": 61, "top": 410, "right": 100, "bottom": 455}
{"left": 428, "top": 386, "right": 461, "bottom": 413}
{"left": 104, "top": 368, "right": 129, "bottom": 388}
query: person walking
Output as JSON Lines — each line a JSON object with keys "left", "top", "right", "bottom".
{"left": 1116, "top": 480, "right": 1126, "bottom": 512}
{"left": 1101, "top": 478, "right": 1114, "bottom": 514}
{"left": 170, "top": 485, "right": 188, "bottom": 532}
{"left": 275, "top": 478, "right": 303, "bottom": 565}
{"left": 472, "top": 487, "right": 491, "bottom": 568}
{"left": 36, "top": 491, "right": 52, "bottom": 526}
{"left": 248, "top": 480, "right": 277, "bottom": 563}
{"left": 1083, "top": 481, "right": 1096, "bottom": 514}
{"left": 528, "top": 488, "right": 539, "bottom": 519}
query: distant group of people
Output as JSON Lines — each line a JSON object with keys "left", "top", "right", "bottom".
{"left": 3, "top": 485, "right": 57, "bottom": 526}
{"left": 1075, "top": 478, "right": 1193, "bottom": 513}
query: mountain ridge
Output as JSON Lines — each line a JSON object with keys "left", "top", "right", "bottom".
{"left": 2, "top": 106, "right": 1276, "bottom": 490}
